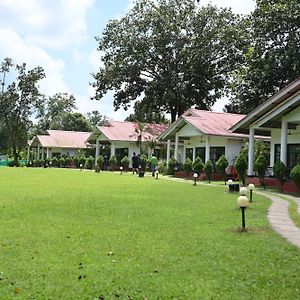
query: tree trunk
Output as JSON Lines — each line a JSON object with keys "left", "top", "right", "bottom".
{"left": 12, "top": 146, "right": 18, "bottom": 166}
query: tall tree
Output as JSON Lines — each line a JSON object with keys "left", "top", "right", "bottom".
{"left": 225, "top": 0, "right": 300, "bottom": 113}
{"left": 0, "top": 58, "right": 45, "bottom": 164}
{"left": 59, "top": 112, "right": 92, "bottom": 132}
{"left": 86, "top": 110, "right": 107, "bottom": 127}
{"left": 91, "top": 0, "right": 242, "bottom": 122}
{"left": 125, "top": 100, "right": 169, "bottom": 124}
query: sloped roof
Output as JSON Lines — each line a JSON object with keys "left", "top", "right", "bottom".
{"left": 32, "top": 130, "right": 91, "bottom": 148}
{"left": 88, "top": 120, "right": 169, "bottom": 143}
{"left": 159, "top": 109, "right": 248, "bottom": 140}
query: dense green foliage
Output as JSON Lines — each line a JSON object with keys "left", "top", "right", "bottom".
{"left": 273, "top": 160, "right": 288, "bottom": 191}
{"left": 96, "top": 155, "right": 104, "bottom": 170}
{"left": 235, "top": 153, "right": 248, "bottom": 186}
{"left": 0, "top": 168, "right": 300, "bottom": 299}
{"left": 183, "top": 158, "right": 193, "bottom": 175}
{"left": 290, "top": 164, "right": 300, "bottom": 191}
{"left": 204, "top": 160, "right": 214, "bottom": 183}
{"left": 167, "top": 156, "right": 177, "bottom": 175}
{"left": 215, "top": 155, "right": 228, "bottom": 184}
{"left": 92, "top": 0, "right": 242, "bottom": 122}
{"left": 193, "top": 156, "right": 204, "bottom": 174}
{"left": 121, "top": 156, "right": 130, "bottom": 171}
{"left": 109, "top": 155, "right": 117, "bottom": 168}
{"left": 254, "top": 154, "right": 269, "bottom": 186}
{"left": 226, "top": 0, "right": 300, "bottom": 113}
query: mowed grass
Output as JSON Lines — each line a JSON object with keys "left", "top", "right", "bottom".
{"left": 0, "top": 168, "right": 300, "bottom": 299}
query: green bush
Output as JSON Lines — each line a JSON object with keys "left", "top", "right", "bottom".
{"left": 74, "top": 156, "right": 80, "bottom": 168}
{"left": 235, "top": 152, "right": 248, "bottom": 186}
{"left": 193, "top": 156, "right": 204, "bottom": 175}
{"left": 79, "top": 156, "right": 86, "bottom": 168}
{"left": 204, "top": 160, "right": 214, "bottom": 183}
{"left": 96, "top": 155, "right": 104, "bottom": 170}
{"left": 51, "top": 157, "right": 59, "bottom": 167}
{"left": 59, "top": 157, "right": 65, "bottom": 168}
{"left": 183, "top": 158, "right": 193, "bottom": 175}
{"left": 273, "top": 160, "right": 288, "bottom": 192}
{"left": 290, "top": 164, "right": 300, "bottom": 191}
{"left": 109, "top": 156, "right": 117, "bottom": 169}
{"left": 167, "top": 157, "right": 177, "bottom": 175}
{"left": 158, "top": 160, "right": 167, "bottom": 175}
{"left": 254, "top": 154, "right": 268, "bottom": 187}
{"left": 121, "top": 156, "right": 130, "bottom": 171}
{"left": 139, "top": 154, "right": 148, "bottom": 171}
{"left": 216, "top": 155, "right": 228, "bottom": 184}
{"left": 85, "top": 155, "right": 94, "bottom": 170}
{"left": 65, "top": 156, "right": 73, "bottom": 168}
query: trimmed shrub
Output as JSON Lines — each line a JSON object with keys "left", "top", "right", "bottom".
{"left": 254, "top": 154, "right": 268, "bottom": 187}
{"left": 85, "top": 155, "right": 94, "bottom": 170}
{"left": 65, "top": 156, "right": 73, "bottom": 168}
{"left": 216, "top": 155, "right": 228, "bottom": 184}
{"left": 193, "top": 156, "right": 204, "bottom": 175}
{"left": 59, "top": 157, "right": 65, "bottom": 168}
{"left": 204, "top": 160, "right": 214, "bottom": 183}
{"left": 235, "top": 152, "right": 248, "bottom": 186}
{"left": 291, "top": 164, "right": 300, "bottom": 191}
{"left": 79, "top": 156, "right": 86, "bottom": 168}
{"left": 139, "top": 154, "right": 148, "bottom": 171}
{"left": 183, "top": 158, "right": 193, "bottom": 175}
{"left": 121, "top": 156, "right": 130, "bottom": 171}
{"left": 96, "top": 155, "right": 104, "bottom": 170}
{"left": 167, "top": 157, "right": 177, "bottom": 175}
{"left": 273, "top": 160, "right": 288, "bottom": 192}
{"left": 158, "top": 160, "right": 167, "bottom": 175}
{"left": 51, "top": 157, "right": 59, "bottom": 167}
{"left": 109, "top": 156, "right": 117, "bottom": 169}
{"left": 74, "top": 156, "right": 80, "bottom": 168}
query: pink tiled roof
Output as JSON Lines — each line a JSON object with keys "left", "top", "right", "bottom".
{"left": 36, "top": 130, "right": 91, "bottom": 148}
{"left": 97, "top": 120, "right": 168, "bottom": 142}
{"left": 183, "top": 109, "right": 247, "bottom": 138}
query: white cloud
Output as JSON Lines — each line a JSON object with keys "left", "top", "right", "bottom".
{"left": 0, "top": 28, "right": 69, "bottom": 96}
{"left": 0, "top": 0, "right": 94, "bottom": 49}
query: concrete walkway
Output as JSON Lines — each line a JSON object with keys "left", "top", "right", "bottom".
{"left": 161, "top": 175, "right": 300, "bottom": 250}
{"left": 253, "top": 191, "right": 300, "bottom": 249}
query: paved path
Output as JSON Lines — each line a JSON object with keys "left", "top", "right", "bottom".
{"left": 161, "top": 175, "right": 300, "bottom": 250}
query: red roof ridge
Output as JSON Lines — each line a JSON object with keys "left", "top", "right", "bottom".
{"left": 188, "top": 108, "right": 246, "bottom": 117}
{"left": 47, "top": 129, "right": 91, "bottom": 134}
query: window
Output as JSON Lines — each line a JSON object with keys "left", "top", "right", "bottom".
{"left": 210, "top": 147, "right": 225, "bottom": 164}
{"left": 115, "top": 148, "right": 129, "bottom": 164}
{"left": 195, "top": 147, "right": 205, "bottom": 162}
{"left": 185, "top": 148, "right": 193, "bottom": 160}
{"left": 274, "top": 144, "right": 300, "bottom": 169}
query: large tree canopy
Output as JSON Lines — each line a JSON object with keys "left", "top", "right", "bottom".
{"left": 0, "top": 58, "right": 45, "bottom": 164}
{"left": 92, "top": 0, "right": 242, "bottom": 122}
{"left": 225, "top": 0, "right": 300, "bottom": 113}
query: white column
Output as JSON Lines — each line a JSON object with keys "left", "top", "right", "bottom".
{"left": 95, "top": 138, "right": 100, "bottom": 164}
{"left": 27, "top": 145, "right": 30, "bottom": 161}
{"left": 205, "top": 136, "right": 210, "bottom": 163}
{"left": 183, "top": 143, "right": 186, "bottom": 161}
{"left": 46, "top": 148, "right": 50, "bottom": 159}
{"left": 280, "top": 119, "right": 288, "bottom": 165}
{"left": 111, "top": 142, "right": 115, "bottom": 157}
{"left": 192, "top": 147, "right": 196, "bottom": 162}
{"left": 41, "top": 148, "right": 44, "bottom": 160}
{"left": 174, "top": 133, "right": 179, "bottom": 161}
{"left": 248, "top": 126, "right": 255, "bottom": 176}
{"left": 37, "top": 145, "right": 40, "bottom": 160}
{"left": 166, "top": 139, "right": 171, "bottom": 163}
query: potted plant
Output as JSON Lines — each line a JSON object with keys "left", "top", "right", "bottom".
{"left": 193, "top": 156, "right": 204, "bottom": 175}
{"left": 139, "top": 154, "right": 148, "bottom": 177}
{"left": 253, "top": 154, "right": 268, "bottom": 188}
{"left": 291, "top": 164, "right": 300, "bottom": 193}
{"left": 234, "top": 152, "right": 248, "bottom": 186}
{"left": 273, "top": 160, "right": 288, "bottom": 192}
{"left": 167, "top": 156, "right": 177, "bottom": 175}
{"left": 109, "top": 155, "right": 117, "bottom": 170}
{"left": 121, "top": 155, "right": 130, "bottom": 172}
{"left": 216, "top": 155, "right": 228, "bottom": 184}
{"left": 204, "top": 160, "right": 213, "bottom": 183}
{"left": 183, "top": 158, "right": 193, "bottom": 176}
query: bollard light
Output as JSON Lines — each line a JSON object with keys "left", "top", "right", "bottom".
{"left": 49, "top": 161, "right": 52, "bottom": 168}
{"left": 193, "top": 173, "right": 198, "bottom": 186}
{"left": 227, "top": 179, "right": 233, "bottom": 185}
{"left": 227, "top": 179, "right": 234, "bottom": 192}
{"left": 248, "top": 183, "right": 255, "bottom": 203}
{"left": 239, "top": 187, "right": 248, "bottom": 196}
{"left": 120, "top": 166, "right": 123, "bottom": 174}
{"left": 80, "top": 163, "right": 83, "bottom": 171}
{"left": 237, "top": 195, "right": 249, "bottom": 230}
{"left": 155, "top": 170, "right": 159, "bottom": 180}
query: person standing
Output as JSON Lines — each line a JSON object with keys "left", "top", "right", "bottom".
{"left": 150, "top": 153, "right": 158, "bottom": 177}
{"left": 131, "top": 152, "right": 140, "bottom": 174}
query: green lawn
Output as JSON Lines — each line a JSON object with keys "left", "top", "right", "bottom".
{"left": 0, "top": 168, "right": 300, "bottom": 299}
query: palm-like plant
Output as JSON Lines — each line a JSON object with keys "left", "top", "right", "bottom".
{"left": 132, "top": 122, "right": 155, "bottom": 154}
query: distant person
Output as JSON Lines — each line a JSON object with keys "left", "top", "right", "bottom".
{"left": 150, "top": 153, "right": 158, "bottom": 177}
{"left": 131, "top": 152, "right": 140, "bottom": 174}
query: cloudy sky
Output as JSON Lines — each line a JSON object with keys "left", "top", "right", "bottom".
{"left": 0, "top": 0, "right": 256, "bottom": 121}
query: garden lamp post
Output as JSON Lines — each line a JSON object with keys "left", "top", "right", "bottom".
{"left": 155, "top": 170, "right": 159, "bottom": 180}
{"left": 120, "top": 166, "right": 123, "bottom": 174}
{"left": 49, "top": 161, "right": 52, "bottom": 168}
{"left": 237, "top": 187, "right": 249, "bottom": 230}
{"left": 248, "top": 183, "right": 255, "bottom": 203}
{"left": 227, "top": 179, "right": 233, "bottom": 192}
{"left": 80, "top": 163, "right": 83, "bottom": 171}
{"left": 193, "top": 173, "right": 198, "bottom": 186}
